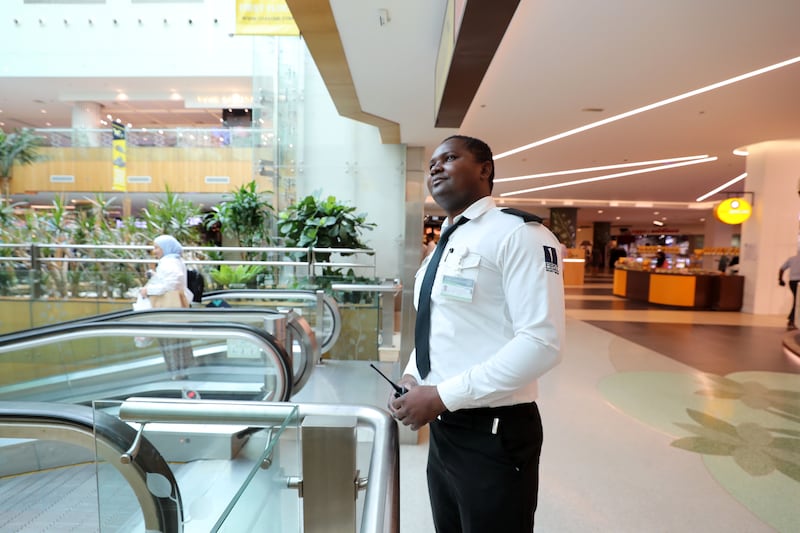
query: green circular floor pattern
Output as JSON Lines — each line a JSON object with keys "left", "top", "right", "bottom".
{"left": 598, "top": 370, "right": 800, "bottom": 533}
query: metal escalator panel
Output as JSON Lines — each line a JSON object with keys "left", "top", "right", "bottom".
{"left": 0, "top": 322, "right": 293, "bottom": 404}
{"left": 0, "top": 401, "right": 182, "bottom": 533}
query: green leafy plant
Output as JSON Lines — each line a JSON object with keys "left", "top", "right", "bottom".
{"left": 209, "top": 264, "right": 263, "bottom": 288}
{"left": 140, "top": 186, "right": 201, "bottom": 245}
{"left": 278, "top": 193, "right": 375, "bottom": 267}
{"left": 0, "top": 128, "right": 44, "bottom": 202}
{"left": 278, "top": 193, "right": 376, "bottom": 301}
{"left": 206, "top": 180, "right": 275, "bottom": 254}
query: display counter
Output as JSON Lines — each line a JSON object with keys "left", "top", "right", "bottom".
{"left": 563, "top": 258, "right": 585, "bottom": 285}
{"left": 612, "top": 268, "right": 743, "bottom": 310}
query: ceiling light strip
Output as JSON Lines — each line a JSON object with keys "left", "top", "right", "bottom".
{"left": 500, "top": 156, "right": 717, "bottom": 196}
{"left": 495, "top": 154, "right": 709, "bottom": 183}
{"left": 494, "top": 55, "right": 800, "bottom": 160}
{"left": 695, "top": 173, "right": 747, "bottom": 202}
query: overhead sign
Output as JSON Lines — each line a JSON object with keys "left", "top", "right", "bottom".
{"left": 111, "top": 122, "right": 127, "bottom": 192}
{"left": 235, "top": 0, "right": 299, "bottom": 36}
{"left": 715, "top": 197, "right": 752, "bottom": 225}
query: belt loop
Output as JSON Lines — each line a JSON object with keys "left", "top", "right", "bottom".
{"left": 491, "top": 417, "right": 500, "bottom": 435}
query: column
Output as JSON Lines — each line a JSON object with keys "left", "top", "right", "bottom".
{"left": 71, "top": 102, "right": 103, "bottom": 146}
{"left": 549, "top": 207, "right": 577, "bottom": 248}
{"left": 592, "top": 221, "right": 611, "bottom": 273}
{"left": 738, "top": 140, "right": 800, "bottom": 315}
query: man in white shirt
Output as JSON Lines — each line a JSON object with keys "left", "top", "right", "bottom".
{"left": 390, "top": 135, "right": 565, "bottom": 532}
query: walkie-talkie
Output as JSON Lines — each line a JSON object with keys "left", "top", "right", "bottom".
{"left": 370, "top": 363, "right": 408, "bottom": 398}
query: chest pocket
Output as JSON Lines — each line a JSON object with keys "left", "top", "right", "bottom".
{"left": 441, "top": 251, "right": 481, "bottom": 280}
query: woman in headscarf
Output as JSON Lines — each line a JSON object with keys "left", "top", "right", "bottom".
{"left": 140, "top": 235, "right": 195, "bottom": 378}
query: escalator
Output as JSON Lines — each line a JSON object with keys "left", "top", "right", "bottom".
{"left": 0, "top": 402, "right": 182, "bottom": 532}
{"left": 0, "top": 301, "right": 399, "bottom": 532}
{"left": 0, "top": 318, "right": 294, "bottom": 404}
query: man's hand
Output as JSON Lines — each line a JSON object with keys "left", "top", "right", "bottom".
{"left": 387, "top": 375, "right": 417, "bottom": 413}
{"left": 390, "top": 383, "right": 447, "bottom": 431}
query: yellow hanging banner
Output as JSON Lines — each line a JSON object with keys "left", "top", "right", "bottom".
{"left": 111, "top": 122, "right": 127, "bottom": 192}
{"left": 235, "top": 0, "right": 299, "bottom": 36}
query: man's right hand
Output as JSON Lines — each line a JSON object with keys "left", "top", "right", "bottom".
{"left": 387, "top": 375, "right": 418, "bottom": 414}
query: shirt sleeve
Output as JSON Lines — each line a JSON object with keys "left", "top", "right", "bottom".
{"left": 437, "top": 224, "right": 565, "bottom": 411}
{"left": 145, "top": 257, "right": 184, "bottom": 296}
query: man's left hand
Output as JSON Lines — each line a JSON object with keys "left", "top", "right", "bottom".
{"left": 390, "top": 385, "right": 446, "bottom": 431}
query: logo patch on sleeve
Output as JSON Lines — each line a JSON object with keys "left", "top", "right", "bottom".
{"left": 543, "top": 246, "right": 560, "bottom": 274}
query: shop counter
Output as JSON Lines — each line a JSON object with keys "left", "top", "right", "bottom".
{"left": 612, "top": 268, "right": 743, "bottom": 310}
{"left": 563, "top": 259, "right": 585, "bottom": 285}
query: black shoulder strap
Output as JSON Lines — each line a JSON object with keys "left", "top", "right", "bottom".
{"left": 501, "top": 207, "right": 542, "bottom": 223}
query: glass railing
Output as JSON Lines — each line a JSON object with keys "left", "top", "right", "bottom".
{"left": 114, "top": 398, "right": 398, "bottom": 533}
{"left": 0, "top": 243, "right": 396, "bottom": 361}
{"left": 35, "top": 127, "right": 276, "bottom": 149}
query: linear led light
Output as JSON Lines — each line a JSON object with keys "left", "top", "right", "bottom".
{"left": 500, "top": 156, "right": 717, "bottom": 196}
{"left": 695, "top": 172, "right": 747, "bottom": 202}
{"left": 494, "top": 155, "right": 709, "bottom": 184}
{"left": 494, "top": 55, "right": 800, "bottom": 160}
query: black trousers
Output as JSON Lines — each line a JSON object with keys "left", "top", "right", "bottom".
{"left": 426, "top": 403, "right": 543, "bottom": 533}
{"left": 789, "top": 280, "right": 799, "bottom": 322}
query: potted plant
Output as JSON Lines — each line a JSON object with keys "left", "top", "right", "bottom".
{"left": 278, "top": 193, "right": 378, "bottom": 360}
{"left": 209, "top": 264, "right": 263, "bottom": 289}
{"left": 0, "top": 128, "right": 44, "bottom": 203}
{"left": 277, "top": 192, "right": 376, "bottom": 279}
{"left": 206, "top": 181, "right": 275, "bottom": 254}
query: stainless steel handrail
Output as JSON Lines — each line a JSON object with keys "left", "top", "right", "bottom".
{"left": 118, "top": 397, "right": 399, "bottom": 533}
{"left": 201, "top": 289, "right": 341, "bottom": 355}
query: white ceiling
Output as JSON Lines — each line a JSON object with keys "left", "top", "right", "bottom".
{"left": 3, "top": 0, "right": 800, "bottom": 230}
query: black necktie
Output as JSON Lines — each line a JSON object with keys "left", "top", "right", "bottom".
{"left": 415, "top": 216, "right": 469, "bottom": 378}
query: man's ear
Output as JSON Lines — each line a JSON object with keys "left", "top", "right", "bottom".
{"left": 480, "top": 160, "right": 493, "bottom": 181}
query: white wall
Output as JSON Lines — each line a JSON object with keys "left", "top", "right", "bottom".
{"left": 297, "top": 49, "right": 406, "bottom": 280}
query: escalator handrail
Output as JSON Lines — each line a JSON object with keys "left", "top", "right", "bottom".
{"left": 202, "top": 289, "right": 342, "bottom": 354}
{"left": 0, "top": 321, "right": 294, "bottom": 402}
{"left": 0, "top": 401, "right": 183, "bottom": 533}
{"left": 96, "top": 308, "right": 319, "bottom": 394}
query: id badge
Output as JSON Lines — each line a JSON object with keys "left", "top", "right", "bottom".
{"left": 441, "top": 275, "right": 475, "bottom": 302}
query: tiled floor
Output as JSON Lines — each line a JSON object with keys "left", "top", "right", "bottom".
{"left": 399, "top": 275, "right": 800, "bottom": 533}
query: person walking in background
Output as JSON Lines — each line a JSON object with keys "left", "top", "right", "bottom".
{"left": 140, "top": 235, "right": 195, "bottom": 377}
{"left": 390, "top": 135, "right": 565, "bottom": 532}
{"left": 778, "top": 250, "right": 800, "bottom": 329}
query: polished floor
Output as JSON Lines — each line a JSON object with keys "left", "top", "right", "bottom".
{"left": 399, "top": 274, "right": 800, "bottom": 533}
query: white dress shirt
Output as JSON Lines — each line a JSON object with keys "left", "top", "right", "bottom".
{"left": 403, "top": 196, "right": 565, "bottom": 411}
{"left": 781, "top": 254, "right": 800, "bottom": 281}
{"left": 145, "top": 255, "right": 192, "bottom": 302}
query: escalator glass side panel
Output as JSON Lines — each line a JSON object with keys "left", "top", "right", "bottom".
{"left": 110, "top": 399, "right": 302, "bottom": 532}
{"left": 0, "top": 323, "right": 292, "bottom": 403}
